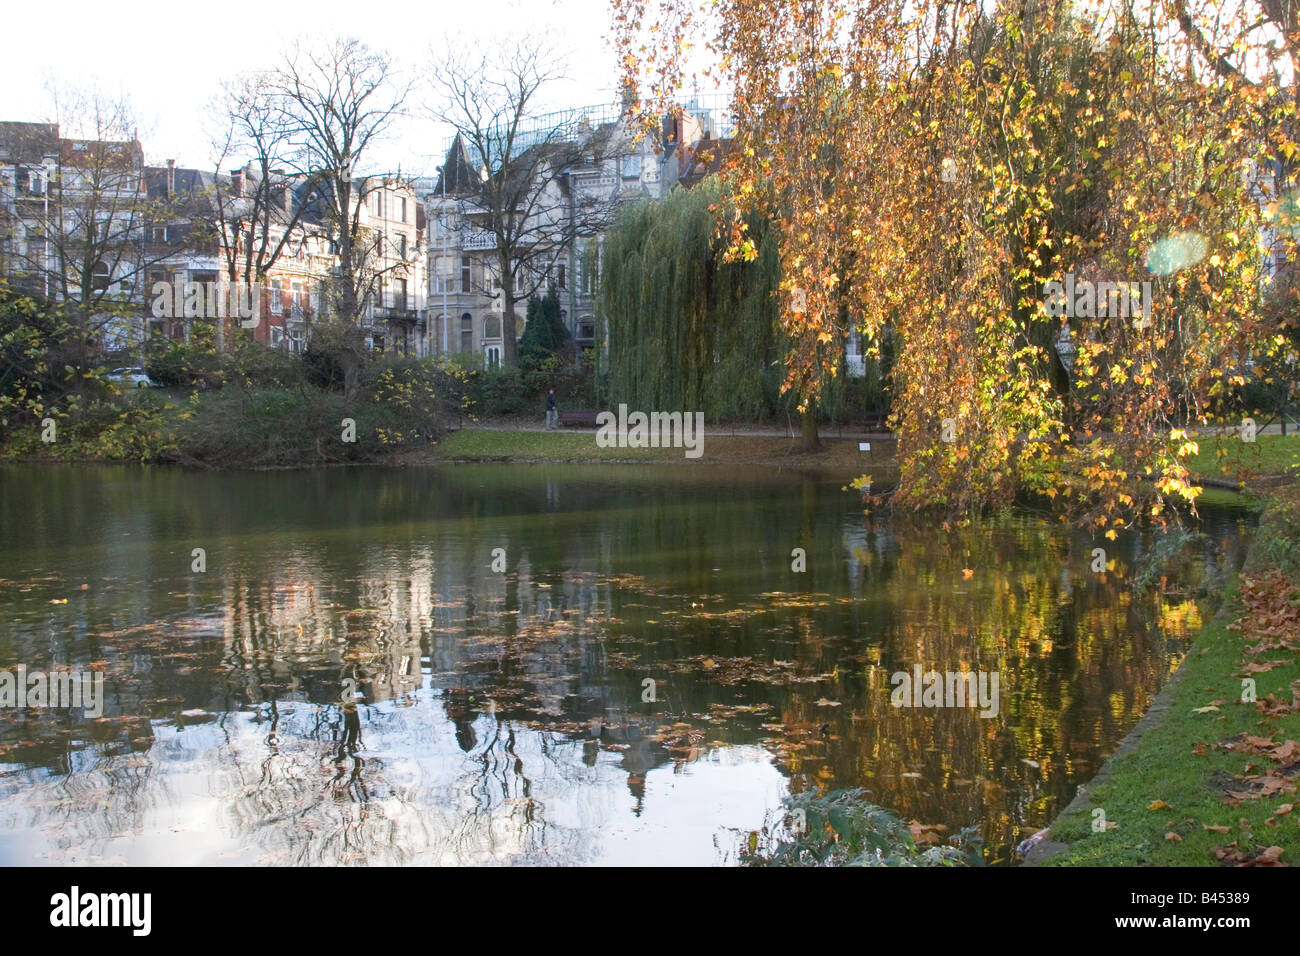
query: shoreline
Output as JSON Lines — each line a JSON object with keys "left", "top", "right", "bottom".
{"left": 1025, "top": 482, "right": 1300, "bottom": 867}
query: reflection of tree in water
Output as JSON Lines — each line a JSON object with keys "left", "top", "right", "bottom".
{"left": 762, "top": 509, "right": 1253, "bottom": 861}
{"left": 0, "top": 750, "right": 166, "bottom": 861}
{"left": 0, "top": 465, "right": 1256, "bottom": 864}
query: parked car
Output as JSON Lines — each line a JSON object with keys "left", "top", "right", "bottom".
{"left": 106, "top": 367, "right": 156, "bottom": 388}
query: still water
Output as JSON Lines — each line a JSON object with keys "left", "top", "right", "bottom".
{"left": 0, "top": 464, "right": 1253, "bottom": 865}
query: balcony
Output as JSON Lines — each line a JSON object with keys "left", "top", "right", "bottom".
{"left": 375, "top": 303, "right": 418, "bottom": 324}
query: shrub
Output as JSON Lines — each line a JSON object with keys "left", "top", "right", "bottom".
{"left": 222, "top": 342, "right": 305, "bottom": 390}
{"left": 518, "top": 287, "right": 570, "bottom": 370}
{"left": 739, "top": 788, "right": 982, "bottom": 867}
{"left": 145, "top": 341, "right": 222, "bottom": 389}
{"left": 474, "top": 363, "right": 530, "bottom": 416}
{"left": 302, "top": 323, "right": 368, "bottom": 393}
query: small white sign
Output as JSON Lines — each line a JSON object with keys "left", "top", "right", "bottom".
{"left": 859, "top": 442, "right": 871, "bottom": 452}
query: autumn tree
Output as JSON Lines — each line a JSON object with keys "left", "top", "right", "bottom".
{"left": 613, "top": 0, "right": 1279, "bottom": 527}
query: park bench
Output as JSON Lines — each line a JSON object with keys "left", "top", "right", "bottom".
{"left": 862, "top": 412, "right": 893, "bottom": 433}
{"left": 559, "top": 409, "right": 602, "bottom": 428}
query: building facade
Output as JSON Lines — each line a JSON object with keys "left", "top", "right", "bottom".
{"left": 422, "top": 98, "right": 733, "bottom": 363}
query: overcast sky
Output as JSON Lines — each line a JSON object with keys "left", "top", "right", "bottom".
{"left": 0, "top": 0, "right": 628, "bottom": 177}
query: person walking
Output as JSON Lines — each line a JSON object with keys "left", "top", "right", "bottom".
{"left": 545, "top": 388, "right": 558, "bottom": 430}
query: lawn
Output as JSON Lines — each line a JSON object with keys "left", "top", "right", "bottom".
{"left": 1038, "top": 485, "right": 1300, "bottom": 866}
{"left": 1187, "top": 433, "right": 1300, "bottom": 484}
{"left": 432, "top": 427, "right": 893, "bottom": 473}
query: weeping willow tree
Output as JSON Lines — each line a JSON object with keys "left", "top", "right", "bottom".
{"left": 599, "top": 176, "right": 784, "bottom": 419}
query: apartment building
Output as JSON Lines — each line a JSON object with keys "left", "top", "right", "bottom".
{"left": 423, "top": 97, "right": 733, "bottom": 363}
{"left": 141, "top": 164, "right": 426, "bottom": 355}
{"left": 353, "top": 174, "right": 427, "bottom": 355}
{"left": 0, "top": 120, "right": 151, "bottom": 353}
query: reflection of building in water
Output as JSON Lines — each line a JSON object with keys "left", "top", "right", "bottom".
{"left": 840, "top": 519, "right": 898, "bottom": 596}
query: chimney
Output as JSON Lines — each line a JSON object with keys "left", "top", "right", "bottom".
{"left": 166, "top": 158, "right": 175, "bottom": 197}
{"left": 231, "top": 169, "right": 244, "bottom": 199}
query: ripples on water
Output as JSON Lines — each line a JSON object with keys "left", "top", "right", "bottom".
{"left": 0, "top": 464, "right": 1254, "bottom": 865}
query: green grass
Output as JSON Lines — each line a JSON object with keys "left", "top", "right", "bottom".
{"left": 1043, "top": 487, "right": 1300, "bottom": 866}
{"left": 434, "top": 428, "right": 673, "bottom": 461}
{"left": 431, "top": 427, "right": 890, "bottom": 473}
{"left": 1187, "top": 433, "right": 1300, "bottom": 483}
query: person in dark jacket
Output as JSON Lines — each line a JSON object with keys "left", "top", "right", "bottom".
{"left": 545, "top": 389, "right": 558, "bottom": 430}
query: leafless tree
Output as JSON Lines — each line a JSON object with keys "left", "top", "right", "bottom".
{"left": 264, "top": 37, "right": 413, "bottom": 326}
{"left": 428, "top": 38, "right": 618, "bottom": 367}
{"left": 206, "top": 76, "right": 318, "bottom": 349}
{"left": 3, "top": 87, "right": 171, "bottom": 364}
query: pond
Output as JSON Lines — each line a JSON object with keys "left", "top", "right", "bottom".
{"left": 0, "top": 463, "right": 1254, "bottom": 865}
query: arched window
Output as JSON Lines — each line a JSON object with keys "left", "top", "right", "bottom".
{"left": 483, "top": 315, "right": 501, "bottom": 340}
{"left": 91, "top": 261, "right": 110, "bottom": 292}
{"left": 460, "top": 312, "right": 473, "bottom": 352}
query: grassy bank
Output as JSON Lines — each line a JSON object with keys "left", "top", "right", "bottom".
{"left": 432, "top": 426, "right": 889, "bottom": 473}
{"left": 1188, "top": 433, "right": 1300, "bottom": 487}
{"left": 1033, "top": 482, "right": 1300, "bottom": 866}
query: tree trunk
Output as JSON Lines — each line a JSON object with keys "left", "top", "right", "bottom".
{"left": 799, "top": 402, "right": 820, "bottom": 451}
{"left": 502, "top": 289, "right": 519, "bottom": 367}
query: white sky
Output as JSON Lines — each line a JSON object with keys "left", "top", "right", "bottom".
{"left": 0, "top": 0, "right": 627, "bottom": 177}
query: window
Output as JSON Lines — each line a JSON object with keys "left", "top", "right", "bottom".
{"left": 461, "top": 257, "right": 472, "bottom": 294}
{"left": 394, "top": 277, "right": 407, "bottom": 311}
{"left": 375, "top": 191, "right": 385, "bottom": 218}
{"left": 485, "top": 345, "right": 501, "bottom": 367}
{"left": 460, "top": 313, "right": 473, "bottom": 352}
{"left": 399, "top": 196, "right": 407, "bottom": 222}
{"left": 621, "top": 154, "right": 642, "bottom": 179}
{"left": 484, "top": 315, "right": 501, "bottom": 339}
{"left": 290, "top": 281, "right": 303, "bottom": 317}
{"left": 398, "top": 234, "right": 407, "bottom": 259}
{"left": 269, "top": 278, "right": 283, "bottom": 315}
{"left": 91, "top": 261, "right": 110, "bottom": 292}
{"left": 153, "top": 226, "right": 166, "bottom": 243}
{"left": 579, "top": 319, "right": 595, "bottom": 340}
{"left": 557, "top": 263, "right": 566, "bottom": 289}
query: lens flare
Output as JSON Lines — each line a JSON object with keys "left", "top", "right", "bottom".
{"left": 1144, "top": 232, "right": 1207, "bottom": 276}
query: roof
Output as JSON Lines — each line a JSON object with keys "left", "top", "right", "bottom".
{"left": 432, "top": 134, "right": 481, "bottom": 197}
{"left": 678, "top": 136, "right": 736, "bottom": 190}
{"left": 0, "top": 121, "right": 60, "bottom": 164}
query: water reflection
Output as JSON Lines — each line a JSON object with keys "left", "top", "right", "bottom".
{"left": 0, "top": 464, "right": 1253, "bottom": 864}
